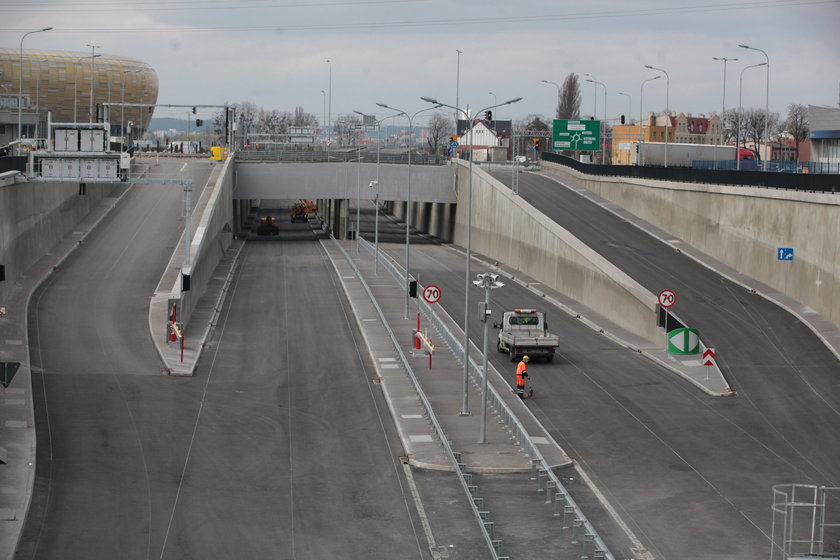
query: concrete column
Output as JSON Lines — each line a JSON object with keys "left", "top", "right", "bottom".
{"left": 393, "top": 200, "right": 407, "bottom": 222}
{"left": 429, "top": 202, "right": 444, "bottom": 239}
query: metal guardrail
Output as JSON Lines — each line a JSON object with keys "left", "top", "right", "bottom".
{"left": 357, "top": 235, "right": 615, "bottom": 560}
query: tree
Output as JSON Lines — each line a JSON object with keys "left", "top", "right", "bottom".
{"left": 425, "top": 112, "right": 452, "bottom": 163}
{"left": 558, "top": 73, "right": 581, "bottom": 120}
{"left": 784, "top": 103, "right": 809, "bottom": 162}
{"left": 333, "top": 114, "right": 361, "bottom": 147}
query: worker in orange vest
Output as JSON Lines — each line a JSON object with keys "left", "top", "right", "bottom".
{"left": 515, "top": 355, "right": 529, "bottom": 399}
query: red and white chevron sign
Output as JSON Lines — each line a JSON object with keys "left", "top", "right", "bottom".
{"left": 702, "top": 348, "right": 716, "bottom": 367}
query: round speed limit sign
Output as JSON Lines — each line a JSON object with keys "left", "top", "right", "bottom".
{"left": 422, "top": 285, "right": 442, "bottom": 304}
{"left": 658, "top": 289, "right": 677, "bottom": 308}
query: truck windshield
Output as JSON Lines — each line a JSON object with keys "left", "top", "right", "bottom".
{"left": 509, "top": 316, "right": 539, "bottom": 325}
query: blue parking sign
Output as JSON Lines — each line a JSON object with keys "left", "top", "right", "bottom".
{"left": 777, "top": 248, "right": 794, "bottom": 261}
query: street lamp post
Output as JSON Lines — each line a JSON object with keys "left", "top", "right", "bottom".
{"left": 376, "top": 102, "right": 441, "bottom": 320}
{"left": 321, "top": 90, "right": 326, "bottom": 146}
{"left": 473, "top": 272, "right": 503, "bottom": 443}
{"left": 455, "top": 49, "right": 462, "bottom": 124}
{"left": 739, "top": 44, "right": 770, "bottom": 161}
{"left": 18, "top": 27, "right": 53, "bottom": 144}
{"left": 738, "top": 62, "right": 767, "bottom": 170}
{"left": 420, "top": 94, "right": 522, "bottom": 416}
{"left": 326, "top": 59, "right": 332, "bottom": 161}
{"left": 541, "top": 79, "right": 561, "bottom": 118}
{"left": 86, "top": 44, "right": 100, "bottom": 122}
{"left": 644, "top": 65, "right": 670, "bottom": 167}
{"left": 584, "top": 73, "right": 599, "bottom": 118}
{"left": 585, "top": 77, "right": 607, "bottom": 163}
{"left": 639, "top": 75, "right": 661, "bottom": 166}
{"left": 618, "top": 91, "right": 631, "bottom": 121}
{"left": 712, "top": 56, "right": 738, "bottom": 169}
{"left": 355, "top": 110, "right": 400, "bottom": 274}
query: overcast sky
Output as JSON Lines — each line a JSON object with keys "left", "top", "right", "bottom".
{"left": 3, "top": 0, "right": 839, "bottom": 125}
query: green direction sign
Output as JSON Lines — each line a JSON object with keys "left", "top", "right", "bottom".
{"left": 553, "top": 119, "right": 601, "bottom": 151}
{"left": 668, "top": 328, "right": 700, "bottom": 355}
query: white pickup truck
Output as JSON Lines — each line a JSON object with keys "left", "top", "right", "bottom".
{"left": 495, "top": 309, "right": 560, "bottom": 362}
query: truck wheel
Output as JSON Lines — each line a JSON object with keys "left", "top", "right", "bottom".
{"left": 497, "top": 341, "right": 505, "bottom": 354}
{"left": 509, "top": 348, "right": 517, "bottom": 362}
{"left": 546, "top": 355, "right": 554, "bottom": 363}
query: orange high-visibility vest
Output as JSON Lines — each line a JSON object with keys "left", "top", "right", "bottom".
{"left": 516, "top": 361, "right": 528, "bottom": 385}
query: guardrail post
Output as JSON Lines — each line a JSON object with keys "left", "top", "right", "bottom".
{"left": 484, "top": 521, "right": 494, "bottom": 539}
{"left": 563, "top": 505, "right": 575, "bottom": 529}
{"left": 554, "top": 492, "right": 566, "bottom": 516}
{"left": 537, "top": 469, "right": 546, "bottom": 492}
{"left": 581, "top": 533, "right": 594, "bottom": 558}
{"left": 545, "top": 480, "right": 556, "bottom": 504}
{"left": 530, "top": 459, "right": 540, "bottom": 480}
{"left": 593, "top": 549, "right": 606, "bottom": 559}
{"left": 571, "top": 519, "right": 584, "bottom": 543}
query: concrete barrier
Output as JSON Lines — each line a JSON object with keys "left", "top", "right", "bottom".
{"left": 452, "top": 159, "right": 660, "bottom": 344}
{"left": 541, "top": 161, "right": 840, "bottom": 331}
{"left": 0, "top": 177, "right": 116, "bottom": 303}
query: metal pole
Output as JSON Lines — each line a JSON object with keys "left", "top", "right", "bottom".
{"left": 479, "top": 281, "right": 490, "bottom": 443}
{"left": 713, "top": 57, "right": 738, "bottom": 169}
{"left": 18, "top": 27, "right": 52, "bottom": 145}
{"left": 455, "top": 49, "right": 462, "bottom": 124}
{"left": 645, "top": 65, "right": 670, "bottom": 167}
{"left": 321, "top": 90, "right": 326, "bottom": 149}
{"left": 86, "top": 44, "right": 100, "bottom": 122}
{"left": 739, "top": 44, "right": 770, "bottom": 161}
{"left": 326, "top": 59, "right": 331, "bottom": 161}
{"left": 420, "top": 95, "right": 522, "bottom": 417}
{"left": 737, "top": 62, "right": 767, "bottom": 170}
{"left": 639, "top": 76, "right": 661, "bottom": 166}
{"left": 541, "top": 80, "right": 561, "bottom": 118}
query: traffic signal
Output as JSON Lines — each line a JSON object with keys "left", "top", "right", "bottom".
{"left": 195, "top": 119, "right": 203, "bottom": 127}
{"left": 621, "top": 115, "right": 626, "bottom": 124}
{"left": 192, "top": 107, "right": 196, "bottom": 114}
{"left": 485, "top": 110, "right": 493, "bottom": 121}
{"left": 409, "top": 281, "right": 418, "bottom": 298}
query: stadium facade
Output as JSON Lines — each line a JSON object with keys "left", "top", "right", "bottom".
{"left": 0, "top": 49, "right": 158, "bottom": 146}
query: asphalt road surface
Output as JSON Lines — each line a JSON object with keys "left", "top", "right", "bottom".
{"left": 375, "top": 169, "right": 840, "bottom": 560}
{"left": 17, "top": 167, "right": 482, "bottom": 558}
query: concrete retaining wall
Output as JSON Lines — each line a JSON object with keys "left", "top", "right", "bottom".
{"left": 176, "top": 157, "right": 234, "bottom": 326}
{"left": 0, "top": 177, "right": 115, "bottom": 303}
{"left": 541, "top": 161, "right": 840, "bottom": 329}
{"left": 452, "top": 159, "right": 660, "bottom": 344}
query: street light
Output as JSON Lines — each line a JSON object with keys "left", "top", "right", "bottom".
{"left": 488, "top": 91, "right": 497, "bottom": 115}
{"left": 18, "top": 27, "right": 53, "bottom": 143}
{"left": 473, "top": 272, "right": 503, "bottom": 443}
{"left": 321, "top": 90, "right": 326, "bottom": 146}
{"left": 86, "top": 44, "right": 100, "bottom": 122}
{"left": 585, "top": 77, "right": 607, "bottom": 162}
{"left": 584, "top": 73, "right": 600, "bottom": 118}
{"left": 355, "top": 110, "right": 401, "bottom": 273}
{"left": 739, "top": 44, "right": 770, "bottom": 161}
{"left": 644, "top": 64, "right": 670, "bottom": 167}
{"left": 325, "top": 59, "right": 332, "bottom": 160}
{"left": 455, "top": 49, "right": 462, "bottom": 124}
{"left": 541, "top": 79, "right": 561, "bottom": 118}
{"left": 617, "top": 91, "right": 631, "bottom": 120}
{"left": 421, "top": 94, "right": 522, "bottom": 416}
{"left": 639, "top": 75, "right": 661, "bottom": 165}
{"left": 738, "top": 62, "right": 767, "bottom": 170}
{"left": 712, "top": 56, "right": 738, "bottom": 169}
{"left": 35, "top": 58, "right": 49, "bottom": 136}
{"left": 376, "top": 102, "right": 442, "bottom": 320}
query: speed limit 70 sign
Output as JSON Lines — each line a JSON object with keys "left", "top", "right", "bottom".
{"left": 658, "top": 289, "right": 677, "bottom": 308}
{"left": 422, "top": 285, "right": 442, "bottom": 304}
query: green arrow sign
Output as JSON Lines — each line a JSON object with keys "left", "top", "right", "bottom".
{"left": 668, "top": 328, "right": 700, "bottom": 355}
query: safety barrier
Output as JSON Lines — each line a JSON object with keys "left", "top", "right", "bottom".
{"left": 357, "top": 235, "right": 616, "bottom": 560}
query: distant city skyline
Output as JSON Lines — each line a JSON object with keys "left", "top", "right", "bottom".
{"left": 3, "top": 0, "right": 838, "bottom": 126}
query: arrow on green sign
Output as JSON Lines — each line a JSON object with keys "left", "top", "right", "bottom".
{"left": 668, "top": 328, "right": 700, "bottom": 355}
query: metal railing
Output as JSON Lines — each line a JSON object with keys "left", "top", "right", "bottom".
{"left": 357, "top": 235, "right": 615, "bottom": 560}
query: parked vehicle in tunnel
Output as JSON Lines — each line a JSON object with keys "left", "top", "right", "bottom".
{"left": 256, "top": 216, "right": 280, "bottom": 235}
{"left": 495, "top": 309, "right": 560, "bottom": 362}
